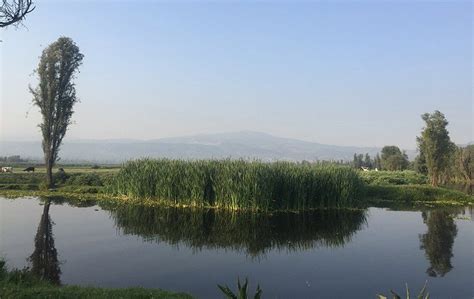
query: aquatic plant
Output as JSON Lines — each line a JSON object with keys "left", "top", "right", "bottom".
{"left": 377, "top": 281, "right": 429, "bottom": 299}
{"left": 218, "top": 277, "right": 262, "bottom": 299}
{"left": 107, "top": 159, "right": 364, "bottom": 211}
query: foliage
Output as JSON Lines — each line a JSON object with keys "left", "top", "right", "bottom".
{"left": 365, "top": 185, "right": 473, "bottom": 204}
{"left": 53, "top": 168, "right": 69, "bottom": 184}
{"left": 453, "top": 145, "right": 474, "bottom": 182}
{"left": 417, "top": 111, "right": 455, "bottom": 186}
{"left": 352, "top": 153, "right": 381, "bottom": 170}
{"left": 380, "top": 146, "right": 409, "bottom": 171}
{"left": 0, "top": 259, "right": 191, "bottom": 299}
{"left": 107, "top": 159, "right": 364, "bottom": 211}
{"left": 377, "top": 281, "right": 429, "bottom": 299}
{"left": 218, "top": 278, "right": 262, "bottom": 299}
{"left": 361, "top": 171, "right": 427, "bottom": 185}
{"left": 66, "top": 173, "right": 104, "bottom": 186}
{"left": 30, "top": 37, "right": 84, "bottom": 188}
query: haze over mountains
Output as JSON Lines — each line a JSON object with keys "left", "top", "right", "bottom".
{"left": 1, "top": 131, "right": 417, "bottom": 163}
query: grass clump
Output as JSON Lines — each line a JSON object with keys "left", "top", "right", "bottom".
{"left": 107, "top": 159, "right": 364, "bottom": 211}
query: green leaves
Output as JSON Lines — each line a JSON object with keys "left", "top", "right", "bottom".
{"left": 377, "top": 281, "right": 430, "bottom": 299}
{"left": 417, "top": 111, "right": 455, "bottom": 186}
{"left": 218, "top": 278, "right": 262, "bottom": 299}
{"left": 107, "top": 159, "right": 365, "bottom": 211}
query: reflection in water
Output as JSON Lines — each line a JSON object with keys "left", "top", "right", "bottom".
{"left": 107, "top": 205, "right": 368, "bottom": 257}
{"left": 28, "top": 200, "right": 61, "bottom": 285}
{"left": 419, "top": 211, "right": 458, "bottom": 277}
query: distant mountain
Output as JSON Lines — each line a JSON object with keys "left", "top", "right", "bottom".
{"left": 0, "top": 131, "right": 416, "bottom": 163}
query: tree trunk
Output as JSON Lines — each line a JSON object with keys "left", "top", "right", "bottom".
{"left": 45, "top": 158, "right": 54, "bottom": 189}
{"left": 431, "top": 173, "right": 438, "bottom": 187}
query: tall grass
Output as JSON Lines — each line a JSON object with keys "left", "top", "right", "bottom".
{"left": 107, "top": 159, "right": 364, "bottom": 211}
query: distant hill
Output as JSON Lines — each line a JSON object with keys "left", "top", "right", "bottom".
{"left": 0, "top": 131, "right": 417, "bottom": 163}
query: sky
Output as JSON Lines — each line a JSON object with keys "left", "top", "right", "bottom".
{"left": 0, "top": 0, "right": 472, "bottom": 149}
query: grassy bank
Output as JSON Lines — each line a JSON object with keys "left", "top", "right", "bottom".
{"left": 0, "top": 166, "right": 115, "bottom": 193}
{"left": 0, "top": 260, "right": 192, "bottom": 299}
{"left": 365, "top": 185, "right": 473, "bottom": 205}
{"left": 0, "top": 163, "right": 472, "bottom": 209}
{"left": 107, "top": 159, "right": 364, "bottom": 211}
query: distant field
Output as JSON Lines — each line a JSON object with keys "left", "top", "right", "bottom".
{"left": 1, "top": 165, "right": 120, "bottom": 174}
{"left": 0, "top": 165, "right": 119, "bottom": 192}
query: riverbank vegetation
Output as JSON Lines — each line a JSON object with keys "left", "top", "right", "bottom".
{"left": 0, "top": 260, "right": 191, "bottom": 299}
{"left": 0, "top": 162, "right": 472, "bottom": 209}
{"left": 106, "top": 159, "right": 364, "bottom": 211}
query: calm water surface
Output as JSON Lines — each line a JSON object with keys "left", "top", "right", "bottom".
{"left": 0, "top": 197, "right": 472, "bottom": 298}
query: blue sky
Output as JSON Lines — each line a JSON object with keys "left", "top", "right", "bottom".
{"left": 1, "top": 0, "right": 472, "bottom": 149}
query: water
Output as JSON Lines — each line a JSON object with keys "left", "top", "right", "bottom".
{"left": 0, "top": 197, "right": 472, "bottom": 298}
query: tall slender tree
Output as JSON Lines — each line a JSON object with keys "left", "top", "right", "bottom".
{"left": 30, "top": 37, "right": 84, "bottom": 188}
{"left": 417, "top": 111, "right": 455, "bottom": 186}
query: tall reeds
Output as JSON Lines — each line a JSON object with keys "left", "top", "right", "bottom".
{"left": 107, "top": 159, "right": 364, "bottom": 211}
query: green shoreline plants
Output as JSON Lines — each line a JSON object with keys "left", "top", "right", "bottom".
{"left": 0, "top": 259, "right": 191, "bottom": 299}
{"left": 107, "top": 159, "right": 364, "bottom": 211}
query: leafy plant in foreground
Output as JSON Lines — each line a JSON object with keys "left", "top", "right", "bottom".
{"left": 377, "top": 281, "right": 429, "bottom": 299}
{"left": 218, "top": 277, "right": 262, "bottom": 299}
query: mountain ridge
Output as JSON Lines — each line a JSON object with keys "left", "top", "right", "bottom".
{"left": 1, "top": 131, "right": 417, "bottom": 163}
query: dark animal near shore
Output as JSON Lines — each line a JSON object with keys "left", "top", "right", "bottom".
{"left": 23, "top": 167, "right": 35, "bottom": 172}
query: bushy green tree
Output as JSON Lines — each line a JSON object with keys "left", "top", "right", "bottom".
{"left": 417, "top": 111, "right": 455, "bottom": 186}
{"left": 380, "top": 146, "right": 409, "bottom": 171}
{"left": 414, "top": 150, "right": 428, "bottom": 175}
{"left": 30, "top": 37, "right": 84, "bottom": 188}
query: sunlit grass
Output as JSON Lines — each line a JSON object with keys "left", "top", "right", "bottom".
{"left": 107, "top": 159, "right": 364, "bottom": 211}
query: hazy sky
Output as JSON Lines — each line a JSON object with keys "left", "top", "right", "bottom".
{"left": 1, "top": 0, "right": 472, "bottom": 149}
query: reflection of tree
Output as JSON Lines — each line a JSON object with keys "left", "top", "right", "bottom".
{"left": 107, "top": 205, "right": 367, "bottom": 257}
{"left": 420, "top": 210, "right": 458, "bottom": 277}
{"left": 28, "top": 200, "right": 61, "bottom": 284}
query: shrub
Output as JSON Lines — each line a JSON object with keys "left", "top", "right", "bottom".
{"left": 66, "top": 173, "right": 103, "bottom": 186}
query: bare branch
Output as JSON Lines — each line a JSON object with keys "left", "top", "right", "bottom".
{"left": 0, "top": 0, "right": 35, "bottom": 28}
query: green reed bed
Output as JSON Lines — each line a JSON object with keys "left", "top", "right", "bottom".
{"left": 107, "top": 159, "right": 364, "bottom": 211}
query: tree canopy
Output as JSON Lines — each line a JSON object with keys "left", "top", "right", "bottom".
{"left": 380, "top": 145, "right": 409, "bottom": 171}
{"left": 417, "top": 111, "right": 455, "bottom": 186}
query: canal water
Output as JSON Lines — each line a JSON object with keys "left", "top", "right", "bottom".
{"left": 0, "top": 197, "right": 472, "bottom": 298}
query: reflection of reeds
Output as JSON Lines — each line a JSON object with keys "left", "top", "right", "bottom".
{"left": 105, "top": 204, "right": 367, "bottom": 257}
{"left": 107, "top": 159, "right": 364, "bottom": 211}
